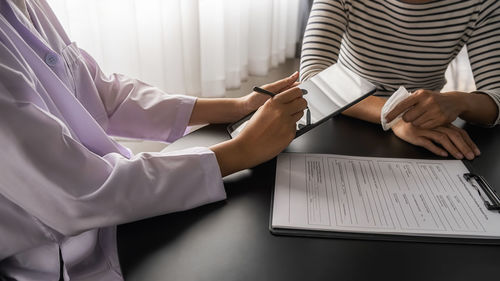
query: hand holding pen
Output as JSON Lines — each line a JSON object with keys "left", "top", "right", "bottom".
{"left": 254, "top": 86, "right": 311, "bottom": 127}
{"left": 242, "top": 72, "right": 300, "bottom": 115}
{"left": 211, "top": 73, "right": 307, "bottom": 176}
{"left": 228, "top": 86, "right": 308, "bottom": 166}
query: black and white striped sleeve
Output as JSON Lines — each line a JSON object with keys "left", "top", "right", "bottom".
{"left": 300, "top": 0, "right": 347, "bottom": 81}
{"left": 467, "top": 0, "right": 500, "bottom": 125}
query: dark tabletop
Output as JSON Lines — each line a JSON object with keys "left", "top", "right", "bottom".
{"left": 118, "top": 116, "right": 500, "bottom": 281}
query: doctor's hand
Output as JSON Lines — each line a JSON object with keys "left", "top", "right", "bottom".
{"left": 386, "top": 89, "right": 465, "bottom": 129}
{"left": 211, "top": 87, "right": 307, "bottom": 176}
{"left": 240, "top": 71, "right": 300, "bottom": 116}
{"left": 188, "top": 72, "right": 299, "bottom": 126}
{"left": 391, "top": 120, "right": 480, "bottom": 160}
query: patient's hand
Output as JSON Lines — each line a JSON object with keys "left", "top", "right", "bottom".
{"left": 391, "top": 120, "right": 480, "bottom": 160}
{"left": 386, "top": 89, "right": 465, "bottom": 129}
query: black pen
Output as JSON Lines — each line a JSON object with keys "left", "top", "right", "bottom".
{"left": 253, "top": 86, "right": 308, "bottom": 97}
{"left": 253, "top": 86, "right": 276, "bottom": 97}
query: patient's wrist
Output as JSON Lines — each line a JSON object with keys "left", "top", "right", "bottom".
{"left": 457, "top": 91, "right": 498, "bottom": 125}
{"left": 446, "top": 91, "right": 469, "bottom": 116}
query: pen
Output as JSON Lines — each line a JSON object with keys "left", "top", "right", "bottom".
{"left": 253, "top": 86, "right": 276, "bottom": 97}
{"left": 253, "top": 86, "right": 308, "bottom": 97}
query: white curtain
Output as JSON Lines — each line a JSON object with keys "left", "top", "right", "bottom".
{"left": 46, "top": 0, "right": 301, "bottom": 97}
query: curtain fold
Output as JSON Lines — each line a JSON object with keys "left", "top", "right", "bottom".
{"left": 47, "top": 0, "right": 301, "bottom": 97}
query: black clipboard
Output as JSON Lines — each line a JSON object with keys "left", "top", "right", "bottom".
{"left": 269, "top": 158, "right": 500, "bottom": 245}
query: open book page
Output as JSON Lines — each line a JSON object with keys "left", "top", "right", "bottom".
{"left": 272, "top": 153, "right": 500, "bottom": 239}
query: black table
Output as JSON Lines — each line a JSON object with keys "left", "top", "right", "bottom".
{"left": 118, "top": 116, "right": 500, "bottom": 281}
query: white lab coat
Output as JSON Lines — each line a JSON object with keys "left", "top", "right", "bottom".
{"left": 0, "top": 0, "right": 226, "bottom": 280}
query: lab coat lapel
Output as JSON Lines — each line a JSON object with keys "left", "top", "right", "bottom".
{"left": 0, "top": 10, "right": 130, "bottom": 157}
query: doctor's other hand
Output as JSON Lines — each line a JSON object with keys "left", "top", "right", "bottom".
{"left": 391, "top": 120, "right": 480, "bottom": 160}
{"left": 211, "top": 87, "right": 307, "bottom": 176}
{"left": 386, "top": 89, "right": 465, "bottom": 129}
{"left": 240, "top": 71, "right": 300, "bottom": 116}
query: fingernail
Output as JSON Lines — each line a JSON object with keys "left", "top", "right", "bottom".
{"left": 441, "top": 152, "right": 448, "bottom": 157}
{"left": 474, "top": 148, "right": 481, "bottom": 155}
{"left": 456, "top": 153, "right": 464, "bottom": 159}
{"left": 466, "top": 152, "right": 474, "bottom": 160}
{"left": 291, "top": 71, "right": 298, "bottom": 76}
{"left": 301, "top": 89, "right": 308, "bottom": 95}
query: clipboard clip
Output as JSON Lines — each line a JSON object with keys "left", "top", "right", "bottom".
{"left": 464, "top": 173, "right": 500, "bottom": 211}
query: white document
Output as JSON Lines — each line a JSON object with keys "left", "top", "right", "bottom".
{"left": 272, "top": 153, "right": 500, "bottom": 239}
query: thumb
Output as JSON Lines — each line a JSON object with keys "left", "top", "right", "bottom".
{"left": 262, "top": 71, "right": 299, "bottom": 93}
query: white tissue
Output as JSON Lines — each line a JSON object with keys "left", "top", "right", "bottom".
{"left": 381, "top": 86, "right": 411, "bottom": 131}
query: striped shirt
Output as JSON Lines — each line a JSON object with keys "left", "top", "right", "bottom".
{"left": 300, "top": 0, "right": 500, "bottom": 125}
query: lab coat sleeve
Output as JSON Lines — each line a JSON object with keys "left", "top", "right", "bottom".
{"left": 0, "top": 66, "right": 226, "bottom": 237}
{"left": 80, "top": 49, "right": 195, "bottom": 143}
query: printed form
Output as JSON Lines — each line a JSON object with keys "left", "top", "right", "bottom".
{"left": 272, "top": 153, "right": 500, "bottom": 239}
